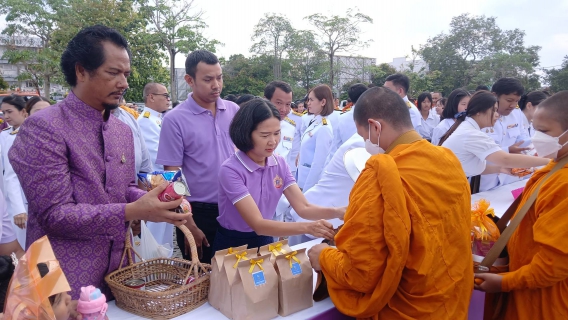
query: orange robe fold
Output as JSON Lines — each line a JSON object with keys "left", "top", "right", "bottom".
{"left": 320, "top": 134, "right": 473, "bottom": 320}
{"left": 498, "top": 160, "right": 568, "bottom": 319}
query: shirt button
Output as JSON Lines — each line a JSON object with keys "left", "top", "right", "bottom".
{"left": 103, "top": 124, "right": 109, "bottom": 131}
{"left": 106, "top": 156, "right": 112, "bottom": 162}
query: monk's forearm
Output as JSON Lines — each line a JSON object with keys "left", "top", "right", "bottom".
{"left": 502, "top": 251, "right": 568, "bottom": 291}
{"left": 320, "top": 247, "right": 376, "bottom": 293}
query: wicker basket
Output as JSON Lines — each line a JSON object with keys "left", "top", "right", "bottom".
{"left": 105, "top": 224, "right": 211, "bottom": 319}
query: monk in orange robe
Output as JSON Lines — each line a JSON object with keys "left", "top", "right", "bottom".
{"left": 308, "top": 87, "right": 473, "bottom": 319}
{"left": 475, "top": 91, "right": 568, "bottom": 319}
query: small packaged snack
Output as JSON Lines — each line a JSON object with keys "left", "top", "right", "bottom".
{"left": 232, "top": 254, "right": 278, "bottom": 320}
{"left": 259, "top": 239, "right": 292, "bottom": 264}
{"left": 511, "top": 167, "right": 534, "bottom": 177}
{"left": 274, "top": 249, "right": 313, "bottom": 316}
{"left": 218, "top": 248, "right": 259, "bottom": 319}
{"left": 209, "top": 245, "right": 248, "bottom": 310}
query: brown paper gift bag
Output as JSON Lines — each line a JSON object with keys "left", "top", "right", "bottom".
{"left": 232, "top": 254, "right": 278, "bottom": 320}
{"left": 209, "top": 245, "right": 248, "bottom": 310}
{"left": 274, "top": 248, "right": 314, "bottom": 316}
{"left": 218, "top": 248, "right": 259, "bottom": 319}
{"left": 259, "top": 239, "right": 292, "bottom": 263}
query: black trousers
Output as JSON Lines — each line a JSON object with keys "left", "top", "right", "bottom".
{"left": 176, "top": 201, "right": 219, "bottom": 264}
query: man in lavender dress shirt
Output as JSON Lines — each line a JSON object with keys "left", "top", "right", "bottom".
{"left": 157, "top": 50, "right": 239, "bottom": 263}
{"left": 9, "top": 25, "right": 191, "bottom": 299}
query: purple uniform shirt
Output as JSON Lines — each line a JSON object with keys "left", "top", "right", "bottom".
{"left": 217, "top": 151, "right": 296, "bottom": 232}
{"left": 8, "top": 92, "right": 145, "bottom": 299}
{"left": 157, "top": 93, "right": 239, "bottom": 203}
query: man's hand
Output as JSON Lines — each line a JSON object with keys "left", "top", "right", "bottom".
{"left": 184, "top": 222, "right": 209, "bottom": 259}
{"left": 308, "top": 243, "right": 329, "bottom": 271}
{"left": 509, "top": 141, "right": 530, "bottom": 154}
{"left": 125, "top": 182, "right": 191, "bottom": 226}
{"left": 474, "top": 273, "right": 503, "bottom": 293}
{"left": 13, "top": 213, "right": 27, "bottom": 229}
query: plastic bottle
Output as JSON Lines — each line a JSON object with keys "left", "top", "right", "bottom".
{"left": 76, "top": 286, "right": 109, "bottom": 320}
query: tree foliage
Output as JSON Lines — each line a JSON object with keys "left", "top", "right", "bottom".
{"left": 545, "top": 56, "right": 568, "bottom": 93}
{"left": 419, "top": 14, "right": 541, "bottom": 95}
{"left": 0, "top": 75, "right": 8, "bottom": 90}
{"left": 143, "top": 0, "right": 220, "bottom": 102}
{"left": 369, "top": 63, "right": 397, "bottom": 87}
{"left": 305, "top": 8, "right": 373, "bottom": 89}
{"left": 287, "top": 30, "right": 327, "bottom": 94}
{"left": 250, "top": 13, "right": 294, "bottom": 80}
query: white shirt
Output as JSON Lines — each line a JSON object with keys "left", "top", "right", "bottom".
{"left": 297, "top": 115, "right": 333, "bottom": 192}
{"left": 291, "top": 133, "right": 365, "bottom": 237}
{"left": 113, "top": 108, "right": 153, "bottom": 176}
{"left": 431, "top": 118, "right": 455, "bottom": 146}
{"left": 404, "top": 96, "right": 422, "bottom": 133}
{"left": 327, "top": 106, "right": 357, "bottom": 165}
{"left": 442, "top": 117, "right": 502, "bottom": 177}
{"left": 418, "top": 112, "right": 441, "bottom": 140}
{"left": 520, "top": 111, "right": 535, "bottom": 137}
{"left": 138, "top": 106, "right": 164, "bottom": 172}
{"left": 480, "top": 108, "right": 530, "bottom": 190}
{"left": 285, "top": 111, "right": 303, "bottom": 175}
{"left": 0, "top": 127, "right": 27, "bottom": 248}
{"left": 275, "top": 118, "right": 296, "bottom": 165}
{"left": 301, "top": 114, "right": 314, "bottom": 136}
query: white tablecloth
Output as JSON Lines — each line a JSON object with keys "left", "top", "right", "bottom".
{"left": 471, "top": 180, "right": 528, "bottom": 218}
{"left": 106, "top": 239, "right": 335, "bottom": 319}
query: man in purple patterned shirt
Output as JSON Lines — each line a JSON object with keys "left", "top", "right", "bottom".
{"left": 8, "top": 25, "right": 191, "bottom": 299}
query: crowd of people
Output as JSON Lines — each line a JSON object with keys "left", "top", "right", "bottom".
{"left": 0, "top": 24, "right": 566, "bottom": 319}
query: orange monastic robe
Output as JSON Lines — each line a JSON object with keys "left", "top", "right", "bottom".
{"left": 499, "top": 160, "right": 568, "bottom": 319}
{"left": 320, "top": 131, "right": 473, "bottom": 320}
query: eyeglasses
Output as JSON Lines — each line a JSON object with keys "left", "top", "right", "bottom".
{"left": 151, "top": 93, "right": 170, "bottom": 99}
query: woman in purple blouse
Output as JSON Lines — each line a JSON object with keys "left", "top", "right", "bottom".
{"left": 214, "top": 99, "right": 344, "bottom": 252}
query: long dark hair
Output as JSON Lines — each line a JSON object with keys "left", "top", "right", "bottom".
{"left": 438, "top": 91, "right": 498, "bottom": 145}
{"left": 25, "top": 96, "right": 51, "bottom": 114}
{"left": 441, "top": 88, "right": 470, "bottom": 121}
{"left": 416, "top": 92, "right": 433, "bottom": 112}
{"left": 518, "top": 91, "right": 549, "bottom": 110}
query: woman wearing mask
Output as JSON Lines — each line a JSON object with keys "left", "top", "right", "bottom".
{"left": 0, "top": 95, "right": 28, "bottom": 248}
{"left": 24, "top": 96, "right": 51, "bottom": 115}
{"left": 519, "top": 91, "right": 549, "bottom": 137}
{"left": 416, "top": 92, "right": 440, "bottom": 140}
{"left": 440, "top": 91, "right": 549, "bottom": 191}
{"left": 431, "top": 89, "right": 471, "bottom": 145}
{"left": 297, "top": 85, "right": 335, "bottom": 192}
{"left": 214, "top": 99, "right": 342, "bottom": 252}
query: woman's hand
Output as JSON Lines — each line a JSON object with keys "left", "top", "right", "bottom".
{"left": 306, "top": 220, "right": 335, "bottom": 241}
{"left": 336, "top": 206, "right": 347, "bottom": 220}
{"left": 500, "top": 167, "right": 513, "bottom": 175}
{"left": 14, "top": 213, "right": 27, "bottom": 229}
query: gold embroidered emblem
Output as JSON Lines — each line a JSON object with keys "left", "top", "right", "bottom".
{"left": 143, "top": 111, "right": 150, "bottom": 118}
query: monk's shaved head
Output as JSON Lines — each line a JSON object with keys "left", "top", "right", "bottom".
{"left": 537, "top": 91, "right": 568, "bottom": 131}
{"left": 353, "top": 86, "right": 413, "bottom": 129}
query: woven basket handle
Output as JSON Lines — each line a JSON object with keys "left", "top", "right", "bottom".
{"left": 119, "top": 221, "right": 145, "bottom": 273}
{"left": 176, "top": 225, "right": 207, "bottom": 282}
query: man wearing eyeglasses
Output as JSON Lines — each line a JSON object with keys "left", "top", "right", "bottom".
{"left": 138, "top": 83, "right": 170, "bottom": 172}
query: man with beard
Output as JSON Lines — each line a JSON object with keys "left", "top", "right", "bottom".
{"left": 8, "top": 25, "right": 191, "bottom": 299}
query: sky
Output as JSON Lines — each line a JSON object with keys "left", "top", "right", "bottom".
{"left": 179, "top": 0, "right": 568, "bottom": 70}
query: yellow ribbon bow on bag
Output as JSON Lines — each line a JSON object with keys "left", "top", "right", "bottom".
{"left": 233, "top": 252, "right": 249, "bottom": 269}
{"left": 249, "top": 259, "right": 264, "bottom": 273}
{"left": 285, "top": 251, "right": 301, "bottom": 268}
{"left": 269, "top": 243, "right": 286, "bottom": 256}
{"left": 227, "top": 247, "right": 234, "bottom": 254}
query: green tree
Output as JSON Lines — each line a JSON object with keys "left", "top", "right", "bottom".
{"left": 545, "top": 56, "right": 568, "bottom": 93}
{"left": 287, "top": 30, "right": 327, "bottom": 94}
{"left": 420, "top": 13, "right": 541, "bottom": 95}
{"left": 369, "top": 63, "right": 397, "bottom": 86}
{"left": 305, "top": 8, "right": 373, "bottom": 89}
{"left": 222, "top": 54, "right": 274, "bottom": 97}
{"left": 250, "top": 13, "right": 294, "bottom": 80}
{"left": 339, "top": 78, "right": 367, "bottom": 101}
{"left": 143, "top": 0, "right": 220, "bottom": 103}
{"left": 0, "top": 75, "right": 8, "bottom": 90}
{"left": 0, "top": 0, "right": 62, "bottom": 96}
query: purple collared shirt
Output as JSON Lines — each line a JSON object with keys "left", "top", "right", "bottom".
{"left": 217, "top": 151, "right": 296, "bottom": 232}
{"left": 157, "top": 93, "right": 239, "bottom": 203}
{"left": 8, "top": 91, "right": 145, "bottom": 299}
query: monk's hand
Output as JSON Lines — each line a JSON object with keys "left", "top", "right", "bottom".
{"left": 306, "top": 220, "right": 335, "bottom": 241}
{"left": 13, "top": 213, "right": 27, "bottom": 229}
{"left": 308, "top": 243, "right": 329, "bottom": 271}
{"left": 474, "top": 273, "right": 503, "bottom": 293}
{"left": 509, "top": 141, "right": 530, "bottom": 154}
{"left": 125, "top": 182, "right": 191, "bottom": 227}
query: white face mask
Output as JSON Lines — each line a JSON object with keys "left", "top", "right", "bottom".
{"left": 532, "top": 129, "right": 568, "bottom": 159}
{"left": 365, "top": 121, "right": 385, "bottom": 155}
